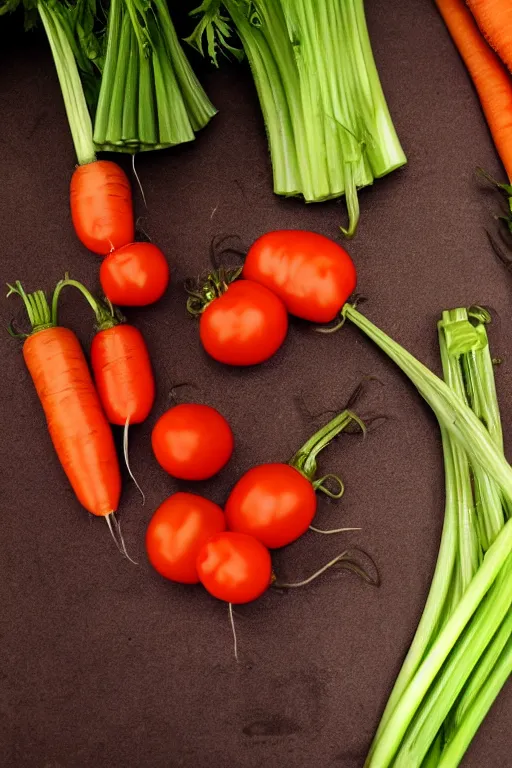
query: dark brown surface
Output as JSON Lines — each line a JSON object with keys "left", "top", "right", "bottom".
{"left": 0, "top": 2, "right": 511, "bottom": 767}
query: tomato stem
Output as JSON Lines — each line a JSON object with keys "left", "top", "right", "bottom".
{"left": 52, "top": 277, "right": 123, "bottom": 331}
{"left": 186, "top": 266, "right": 243, "bottom": 315}
{"left": 289, "top": 408, "right": 365, "bottom": 492}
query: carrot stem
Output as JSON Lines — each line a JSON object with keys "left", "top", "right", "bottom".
{"left": 52, "top": 278, "right": 119, "bottom": 330}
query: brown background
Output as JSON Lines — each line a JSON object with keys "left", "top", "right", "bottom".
{"left": 0, "top": 1, "right": 510, "bottom": 766}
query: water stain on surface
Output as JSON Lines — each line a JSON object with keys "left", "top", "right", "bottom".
{"left": 243, "top": 716, "right": 301, "bottom": 738}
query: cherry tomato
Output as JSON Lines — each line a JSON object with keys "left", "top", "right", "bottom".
{"left": 196, "top": 532, "right": 272, "bottom": 604}
{"left": 100, "top": 242, "right": 170, "bottom": 306}
{"left": 199, "top": 280, "right": 288, "bottom": 366}
{"left": 225, "top": 463, "right": 316, "bottom": 548}
{"left": 243, "top": 230, "right": 357, "bottom": 323}
{"left": 146, "top": 492, "right": 226, "bottom": 584}
{"left": 152, "top": 403, "right": 234, "bottom": 481}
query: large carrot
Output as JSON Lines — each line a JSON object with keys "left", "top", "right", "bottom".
{"left": 8, "top": 282, "right": 122, "bottom": 521}
{"left": 467, "top": 0, "right": 512, "bottom": 75}
{"left": 37, "top": 0, "right": 134, "bottom": 255}
{"left": 53, "top": 278, "right": 155, "bottom": 498}
{"left": 435, "top": 0, "right": 512, "bottom": 181}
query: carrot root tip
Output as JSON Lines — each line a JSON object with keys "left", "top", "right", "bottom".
{"left": 123, "top": 417, "right": 145, "bottom": 505}
{"left": 105, "top": 512, "right": 138, "bottom": 565}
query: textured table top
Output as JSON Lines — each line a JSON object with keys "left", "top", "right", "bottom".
{"left": 0, "top": 2, "right": 510, "bottom": 766}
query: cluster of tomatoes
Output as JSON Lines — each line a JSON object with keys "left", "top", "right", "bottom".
{"left": 188, "top": 229, "right": 357, "bottom": 366}
{"left": 145, "top": 229, "right": 359, "bottom": 605}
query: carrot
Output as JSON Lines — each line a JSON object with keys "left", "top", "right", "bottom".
{"left": 435, "top": 0, "right": 512, "bottom": 181}
{"left": 52, "top": 278, "right": 155, "bottom": 499}
{"left": 90, "top": 324, "right": 155, "bottom": 427}
{"left": 467, "top": 0, "right": 512, "bottom": 75}
{"left": 7, "top": 282, "right": 121, "bottom": 520}
{"left": 70, "top": 160, "right": 135, "bottom": 256}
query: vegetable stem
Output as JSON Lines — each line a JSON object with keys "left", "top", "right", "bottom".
{"left": 38, "top": 0, "right": 96, "bottom": 165}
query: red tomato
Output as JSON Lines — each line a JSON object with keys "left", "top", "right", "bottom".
{"left": 152, "top": 404, "right": 234, "bottom": 481}
{"left": 225, "top": 463, "right": 317, "bottom": 548}
{"left": 100, "top": 242, "right": 170, "bottom": 306}
{"left": 199, "top": 280, "right": 288, "bottom": 366}
{"left": 196, "top": 532, "right": 272, "bottom": 604}
{"left": 243, "top": 230, "right": 357, "bottom": 323}
{"left": 146, "top": 492, "right": 226, "bottom": 584}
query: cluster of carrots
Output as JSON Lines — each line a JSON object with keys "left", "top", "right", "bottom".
{"left": 9, "top": 166, "right": 171, "bottom": 551}
{"left": 436, "top": 0, "right": 512, "bottom": 187}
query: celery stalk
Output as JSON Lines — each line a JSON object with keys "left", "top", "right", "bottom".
{"left": 189, "top": 0, "right": 406, "bottom": 234}
{"left": 122, "top": 20, "right": 139, "bottom": 143}
{"left": 438, "top": 637, "right": 512, "bottom": 767}
{"left": 363, "top": 520, "right": 512, "bottom": 767}
{"left": 391, "top": 558, "right": 512, "bottom": 767}
{"left": 38, "top": 0, "right": 96, "bottom": 165}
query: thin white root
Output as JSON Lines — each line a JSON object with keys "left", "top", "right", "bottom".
{"left": 228, "top": 603, "right": 239, "bottom": 663}
{"left": 104, "top": 513, "right": 138, "bottom": 565}
{"left": 124, "top": 416, "right": 145, "bottom": 505}
{"left": 132, "top": 154, "right": 147, "bottom": 208}
{"left": 309, "top": 526, "right": 362, "bottom": 535}
{"left": 112, "top": 512, "right": 138, "bottom": 565}
{"left": 275, "top": 551, "right": 349, "bottom": 589}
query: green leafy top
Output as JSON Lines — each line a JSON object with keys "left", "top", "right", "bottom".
{"left": 185, "top": 0, "right": 244, "bottom": 67}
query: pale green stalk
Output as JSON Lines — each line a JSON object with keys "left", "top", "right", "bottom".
{"left": 391, "top": 557, "right": 512, "bottom": 767}
{"left": 38, "top": 0, "right": 96, "bottom": 165}
{"left": 438, "top": 635, "right": 512, "bottom": 767}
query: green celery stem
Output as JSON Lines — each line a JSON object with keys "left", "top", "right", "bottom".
{"left": 343, "top": 305, "right": 512, "bottom": 500}
{"left": 364, "top": 521, "right": 512, "bottom": 767}
{"left": 38, "top": 0, "right": 95, "bottom": 165}
{"left": 438, "top": 637, "right": 512, "bottom": 767}
{"left": 391, "top": 558, "right": 512, "bottom": 767}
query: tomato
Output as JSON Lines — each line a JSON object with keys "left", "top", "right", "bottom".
{"left": 100, "top": 242, "right": 170, "bottom": 306}
{"left": 225, "top": 463, "right": 317, "bottom": 548}
{"left": 146, "top": 492, "right": 226, "bottom": 584}
{"left": 196, "top": 532, "right": 272, "bottom": 604}
{"left": 243, "top": 230, "right": 357, "bottom": 323}
{"left": 199, "top": 280, "right": 288, "bottom": 366}
{"left": 152, "top": 403, "right": 234, "bottom": 481}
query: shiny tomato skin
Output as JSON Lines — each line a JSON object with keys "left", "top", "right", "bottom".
{"left": 196, "top": 532, "right": 272, "bottom": 604}
{"left": 243, "top": 230, "right": 357, "bottom": 323}
{"left": 100, "top": 242, "right": 170, "bottom": 306}
{"left": 152, "top": 404, "right": 234, "bottom": 481}
{"left": 225, "top": 463, "right": 317, "bottom": 548}
{"left": 199, "top": 280, "right": 288, "bottom": 366}
{"left": 146, "top": 493, "right": 226, "bottom": 584}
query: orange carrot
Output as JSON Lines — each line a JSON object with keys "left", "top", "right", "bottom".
{"left": 8, "top": 282, "right": 121, "bottom": 518}
{"left": 467, "top": 0, "right": 512, "bottom": 74}
{"left": 436, "top": 0, "right": 512, "bottom": 181}
{"left": 91, "top": 324, "right": 155, "bottom": 427}
{"left": 52, "top": 278, "right": 155, "bottom": 500}
{"left": 70, "top": 160, "right": 134, "bottom": 256}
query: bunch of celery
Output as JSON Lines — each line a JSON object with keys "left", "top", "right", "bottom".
{"left": 94, "top": 0, "right": 217, "bottom": 153}
{"left": 0, "top": 0, "right": 216, "bottom": 157}
{"left": 342, "top": 303, "right": 511, "bottom": 766}
{"left": 187, "top": 0, "right": 406, "bottom": 235}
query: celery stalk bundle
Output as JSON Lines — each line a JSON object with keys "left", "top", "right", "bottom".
{"left": 187, "top": 0, "right": 406, "bottom": 235}
{"left": 342, "top": 304, "right": 511, "bottom": 767}
{"left": 94, "top": 0, "right": 217, "bottom": 153}
{"left": 0, "top": 0, "right": 216, "bottom": 158}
